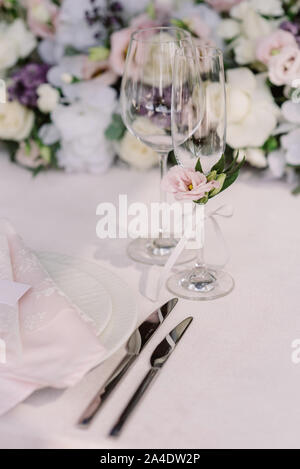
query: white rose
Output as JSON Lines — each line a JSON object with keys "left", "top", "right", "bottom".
{"left": 31, "top": 4, "right": 52, "bottom": 23}
{"left": 217, "top": 19, "right": 241, "bottom": 40}
{"left": 249, "top": 0, "right": 284, "bottom": 17}
{"left": 0, "top": 19, "right": 36, "bottom": 71}
{"left": 225, "top": 68, "right": 280, "bottom": 148}
{"left": 236, "top": 147, "right": 268, "bottom": 168}
{"left": 0, "top": 101, "right": 34, "bottom": 141}
{"left": 118, "top": 118, "right": 160, "bottom": 170}
{"left": 231, "top": 1, "right": 275, "bottom": 65}
{"left": 233, "top": 37, "right": 256, "bottom": 64}
{"left": 51, "top": 84, "right": 117, "bottom": 173}
{"left": 37, "top": 84, "right": 59, "bottom": 113}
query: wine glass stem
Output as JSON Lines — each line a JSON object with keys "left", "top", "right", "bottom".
{"left": 195, "top": 204, "right": 206, "bottom": 270}
{"left": 159, "top": 153, "right": 168, "bottom": 238}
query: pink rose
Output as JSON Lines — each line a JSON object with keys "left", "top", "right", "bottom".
{"left": 256, "top": 30, "right": 297, "bottom": 65}
{"left": 161, "top": 166, "right": 220, "bottom": 201}
{"left": 26, "top": 0, "right": 59, "bottom": 39}
{"left": 186, "top": 16, "right": 211, "bottom": 40}
{"left": 205, "top": 0, "right": 242, "bottom": 12}
{"left": 109, "top": 27, "right": 134, "bottom": 76}
{"left": 130, "top": 14, "right": 159, "bottom": 30}
{"left": 268, "top": 46, "right": 300, "bottom": 86}
{"left": 82, "top": 58, "right": 117, "bottom": 85}
{"left": 15, "top": 140, "right": 47, "bottom": 169}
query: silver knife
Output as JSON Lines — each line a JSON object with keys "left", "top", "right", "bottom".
{"left": 77, "top": 297, "right": 178, "bottom": 427}
{"left": 109, "top": 316, "right": 193, "bottom": 437}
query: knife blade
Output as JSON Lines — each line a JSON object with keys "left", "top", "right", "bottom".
{"left": 77, "top": 297, "right": 178, "bottom": 427}
{"left": 109, "top": 316, "right": 193, "bottom": 437}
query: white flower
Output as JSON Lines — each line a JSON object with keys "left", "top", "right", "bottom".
{"left": 233, "top": 37, "right": 257, "bottom": 64}
{"left": 47, "top": 56, "right": 84, "bottom": 87}
{"left": 51, "top": 84, "right": 117, "bottom": 173}
{"left": 236, "top": 147, "right": 268, "bottom": 168}
{"left": 249, "top": 0, "right": 284, "bottom": 17}
{"left": 38, "top": 123, "right": 60, "bottom": 145}
{"left": 176, "top": 3, "right": 223, "bottom": 48}
{"left": 118, "top": 117, "right": 159, "bottom": 170}
{"left": 269, "top": 100, "right": 300, "bottom": 177}
{"left": 230, "top": 1, "right": 275, "bottom": 64}
{"left": 217, "top": 19, "right": 241, "bottom": 40}
{"left": 122, "top": 0, "right": 150, "bottom": 17}
{"left": 0, "top": 19, "right": 36, "bottom": 70}
{"left": 268, "top": 149, "right": 286, "bottom": 177}
{"left": 225, "top": 68, "right": 279, "bottom": 148}
{"left": 37, "top": 84, "right": 59, "bottom": 113}
{"left": 56, "top": 0, "right": 103, "bottom": 51}
{"left": 0, "top": 101, "right": 34, "bottom": 141}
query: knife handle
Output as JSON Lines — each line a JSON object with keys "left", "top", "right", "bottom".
{"left": 77, "top": 353, "right": 136, "bottom": 427}
{"left": 109, "top": 367, "right": 159, "bottom": 437}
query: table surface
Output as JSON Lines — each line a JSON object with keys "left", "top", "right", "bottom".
{"left": 0, "top": 152, "right": 299, "bottom": 449}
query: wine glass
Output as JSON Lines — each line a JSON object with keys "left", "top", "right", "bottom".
{"left": 121, "top": 26, "right": 196, "bottom": 266}
{"left": 167, "top": 46, "right": 234, "bottom": 300}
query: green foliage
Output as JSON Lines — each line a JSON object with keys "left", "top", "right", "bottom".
{"left": 263, "top": 136, "right": 278, "bottom": 153}
{"left": 193, "top": 152, "right": 245, "bottom": 204}
{"left": 105, "top": 114, "right": 126, "bottom": 141}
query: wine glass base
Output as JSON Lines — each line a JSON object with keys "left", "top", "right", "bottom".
{"left": 167, "top": 267, "right": 234, "bottom": 300}
{"left": 127, "top": 238, "right": 196, "bottom": 266}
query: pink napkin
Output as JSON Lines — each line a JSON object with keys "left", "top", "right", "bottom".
{"left": 0, "top": 220, "right": 106, "bottom": 416}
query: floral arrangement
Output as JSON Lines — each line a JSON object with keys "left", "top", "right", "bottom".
{"left": 162, "top": 153, "right": 244, "bottom": 203}
{"left": 0, "top": 0, "right": 300, "bottom": 193}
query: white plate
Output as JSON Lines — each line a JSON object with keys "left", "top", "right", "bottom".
{"left": 38, "top": 252, "right": 137, "bottom": 362}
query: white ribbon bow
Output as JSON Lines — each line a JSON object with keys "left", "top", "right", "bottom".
{"left": 147, "top": 204, "right": 234, "bottom": 302}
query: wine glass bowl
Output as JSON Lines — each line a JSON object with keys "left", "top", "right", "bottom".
{"left": 167, "top": 45, "right": 234, "bottom": 300}
{"left": 121, "top": 27, "right": 196, "bottom": 265}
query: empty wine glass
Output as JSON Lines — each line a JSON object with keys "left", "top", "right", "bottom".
{"left": 167, "top": 45, "right": 234, "bottom": 300}
{"left": 121, "top": 26, "right": 196, "bottom": 265}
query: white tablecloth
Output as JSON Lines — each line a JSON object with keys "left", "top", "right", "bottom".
{"left": 0, "top": 153, "right": 299, "bottom": 449}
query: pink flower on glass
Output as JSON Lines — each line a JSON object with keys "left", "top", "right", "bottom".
{"left": 204, "top": 0, "right": 242, "bottom": 12}
{"left": 268, "top": 46, "right": 300, "bottom": 86}
{"left": 26, "top": 0, "right": 59, "bottom": 39}
{"left": 256, "top": 30, "right": 297, "bottom": 65}
{"left": 162, "top": 166, "right": 220, "bottom": 201}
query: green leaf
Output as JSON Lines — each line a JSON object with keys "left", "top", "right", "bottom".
{"left": 209, "top": 173, "right": 226, "bottom": 197}
{"left": 88, "top": 46, "right": 109, "bottom": 62}
{"left": 194, "top": 194, "right": 209, "bottom": 205}
{"left": 207, "top": 170, "right": 217, "bottom": 182}
{"left": 292, "top": 185, "right": 300, "bottom": 195}
{"left": 146, "top": 2, "right": 156, "bottom": 19}
{"left": 211, "top": 154, "right": 225, "bottom": 173}
{"left": 195, "top": 158, "right": 203, "bottom": 173}
{"left": 263, "top": 136, "right": 278, "bottom": 153}
{"left": 105, "top": 114, "right": 126, "bottom": 141}
{"left": 170, "top": 18, "right": 191, "bottom": 33}
{"left": 220, "top": 170, "right": 239, "bottom": 193}
{"left": 226, "top": 156, "right": 245, "bottom": 176}
{"left": 224, "top": 151, "right": 239, "bottom": 173}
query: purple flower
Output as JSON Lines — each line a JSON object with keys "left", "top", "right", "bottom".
{"left": 8, "top": 63, "right": 50, "bottom": 108}
{"left": 280, "top": 21, "right": 300, "bottom": 37}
